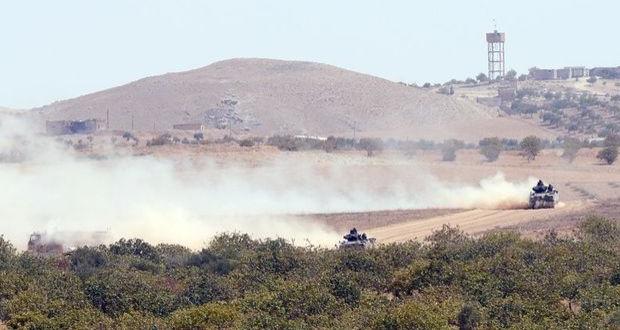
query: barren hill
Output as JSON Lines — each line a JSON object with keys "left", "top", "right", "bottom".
{"left": 34, "top": 58, "right": 554, "bottom": 141}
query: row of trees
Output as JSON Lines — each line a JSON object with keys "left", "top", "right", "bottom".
{"left": 1, "top": 216, "right": 619, "bottom": 328}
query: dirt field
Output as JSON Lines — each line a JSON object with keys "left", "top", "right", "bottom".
{"left": 291, "top": 147, "right": 620, "bottom": 242}
{"left": 81, "top": 143, "right": 620, "bottom": 243}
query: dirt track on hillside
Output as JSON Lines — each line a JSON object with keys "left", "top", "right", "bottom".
{"left": 366, "top": 200, "right": 592, "bottom": 243}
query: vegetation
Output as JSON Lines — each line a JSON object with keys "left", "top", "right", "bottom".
{"left": 597, "top": 146, "right": 618, "bottom": 165}
{"left": 561, "top": 137, "right": 582, "bottom": 163}
{"left": 505, "top": 69, "right": 517, "bottom": 81}
{"left": 358, "top": 138, "right": 384, "bottom": 157}
{"left": 479, "top": 137, "right": 502, "bottom": 162}
{"left": 476, "top": 73, "right": 488, "bottom": 82}
{"left": 520, "top": 135, "right": 542, "bottom": 161}
{"left": 1, "top": 216, "right": 620, "bottom": 328}
{"left": 440, "top": 139, "right": 464, "bottom": 162}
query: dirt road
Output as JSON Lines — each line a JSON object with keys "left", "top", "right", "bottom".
{"left": 367, "top": 200, "right": 592, "bottom": 243}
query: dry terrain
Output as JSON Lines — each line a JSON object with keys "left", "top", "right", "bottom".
{"left": 291, "top": 148, "right": 619, "bottom": 242}
{"left": 32, "top": 58, "right": 553, "bottom": 142}
{"left": 128, "top": 144, "right": 619, "bottom": 243}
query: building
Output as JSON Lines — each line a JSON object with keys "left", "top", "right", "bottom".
{"left": 46, "top": 119, "right": 103, "bottom": 135}
{"left": 589, "top": 67, "right": 620, "bottom": 79}
{"left": 172, "top": 123, "right": 205, "bottom": 131}
{"left": 530, "top": 66, "right": 591, "bottom": 80}
{"left": 567, "top": 66, "right": 588, "bottom": 78}
{"left": 555, "top": 68, "right": 572, "bottom": 80}
{"left": 530, "top": 68, "right": 557, "bottom": 80}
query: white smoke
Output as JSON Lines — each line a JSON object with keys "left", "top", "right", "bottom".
{"left": 0, "top": 114, "right": 535, "bottom": 250}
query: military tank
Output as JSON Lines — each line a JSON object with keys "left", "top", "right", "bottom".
{"left": 339, "top": 228, "right": 376, "bottom": 249}
{"left": 529, "top": 180, "right": 559, "bottom": 209}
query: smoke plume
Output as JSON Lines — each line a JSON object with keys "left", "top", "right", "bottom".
{"left": 0, "top": 114, "right": 535, "bottom": 250}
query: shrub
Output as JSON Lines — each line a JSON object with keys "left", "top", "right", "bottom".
{"left": 479, "top": 137, "right": 502, "bottom": 162}
{"left": 458, "top": 303, "right": 483, "bottom": 330}
{"left": 597, "top": 146, "right": 618, "bottom": 165}
{"left": 520, "top": 136, "right": 542, "bottom": 161}
{"left": 238, "top": 138, "right": 255, "bottom": 147}
{"left": 167, "top": 303, "right": 240, "bottom": 329}
{"left": 587, "top": 76, "right": 597, "bottom": 84}
{"left": 146, "top": 134, "right": 173, "bottom": 147}
{"left": 193, "top": 132, "right": 204, "bottom": 141}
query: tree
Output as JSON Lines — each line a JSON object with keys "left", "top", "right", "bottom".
{"left": 441, "top": 139, "right": 464, "bottom": 161}
{"left": 518, "top": 74, "right": 528, "bottom": 81}
{"left": 587, "top": 76, "right": 597, "bottom": 84}
{"left": 597, "top": 146, "right": 618, "bottom": 165}
{"left": 324, "top": 136, "right": 337, "bottom": 153}
{"left": 505, "top": 69, "right": 518, "bottom": 81}
{"left": 442, "top": 144, "right": 457, "bottom": 161}
{"left": 561, "top": 138, "right": 581, "bottom": 163}
{"left": 358, "top": 138, "right": 384, "bottom": 157}
{"left": 520, "top": 136, "right": 542, "bottom": 161}
{"left": 479, "top": 137, "right": 502, "bottom": 162}
{"left": 476, "top": 73, "right": 488, "bottom": 82}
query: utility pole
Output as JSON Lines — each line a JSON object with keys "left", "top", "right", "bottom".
{"left": 131, "top": 113, "right": 134, "bottom": 131}
{"left": 106, "top": 109, "right": 110, "bottom": 130}
{"left": 353, "top": 121, "right": 357, "bottom": 140}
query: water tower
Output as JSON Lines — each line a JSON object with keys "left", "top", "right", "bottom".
{"left": 486, "top": 30, "right": 505, "bottom": 80}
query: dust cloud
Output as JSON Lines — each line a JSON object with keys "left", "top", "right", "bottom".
{"left": 1, "top": 115, "right": 535, "bottom": 250}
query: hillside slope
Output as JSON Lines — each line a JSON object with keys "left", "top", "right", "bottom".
{"left": 34, "top": 58, "right": 554, "bottom": 141}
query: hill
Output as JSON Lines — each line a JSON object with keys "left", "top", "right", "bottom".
{"left": 33, "top": 58, "right": 554, "bottom": 141}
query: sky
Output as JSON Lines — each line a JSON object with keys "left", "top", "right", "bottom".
{"left": 0, "top": 0, "right": 618, "bottom": 109}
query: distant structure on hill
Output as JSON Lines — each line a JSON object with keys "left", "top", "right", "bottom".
{"left": 589, "top": 66, "right": 620, "bottom": 79}
{"left": 46, "top": 119, "right": 103, "bottom": 135}
{"left": 486, "top": 30, "right": 505, "bottom": 80}
{"left": 529, "top": 67, "right": 589, "bottom": 80}
{"left": 529, "top": 66, "right": 620, "bottom": 81}
{"left": 172, "top": 123, "right": 205, "bottom": 131}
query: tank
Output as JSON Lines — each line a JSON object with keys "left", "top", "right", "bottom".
{"left": 339, "top": 228, "right": 376, "bottom": 249}
{"left": 529, "top": 180, "right": 559, "bottom": 209}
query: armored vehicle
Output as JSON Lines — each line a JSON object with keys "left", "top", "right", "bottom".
{"left": 529, "top": 180, "right": 559, "bottom": 209}
{"left": 339, "top": 228, "right": 376, "bottom": 249}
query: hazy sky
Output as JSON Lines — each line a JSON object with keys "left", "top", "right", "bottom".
{"left": 1, "top": 0, "right": 617, "bottom": 109}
